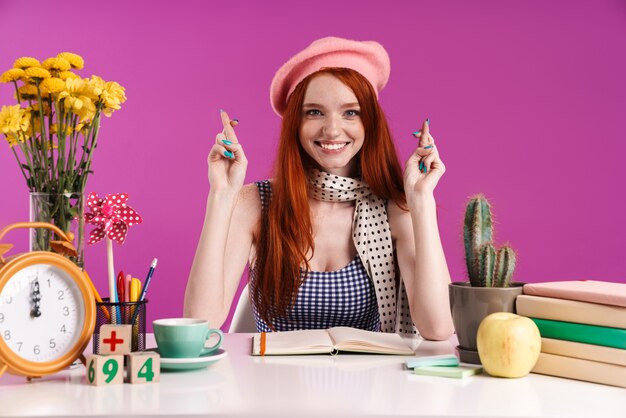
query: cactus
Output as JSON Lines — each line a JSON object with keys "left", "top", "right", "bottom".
{"left": 463, "top": 194, "right": 492, "bottom": 284}
{"left": 476, "top": 242, "right": 496, "bottom": 287}
{"left": 463, "top": 195, "right": 517, "bottom": 287}
{"left": 495, "top": 245, "right": 516, "bottom": 287}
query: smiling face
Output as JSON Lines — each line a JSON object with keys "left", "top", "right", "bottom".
{"left": 298, "top": 74, "right": 365, "bottom": 177}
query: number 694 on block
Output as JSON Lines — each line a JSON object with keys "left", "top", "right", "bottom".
{"left": 86, "top": 352, "right": 159, "bottom": 385}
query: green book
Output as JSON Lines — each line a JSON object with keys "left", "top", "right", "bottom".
{"left": 413, "top": 365, "right": 482, "bottom": 379}
{"left": 531, "top": 318, "right": 626, "bottom": 349}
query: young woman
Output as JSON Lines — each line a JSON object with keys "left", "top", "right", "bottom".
{"left": 184, "top": 37, "right": 454, "bottom": 340}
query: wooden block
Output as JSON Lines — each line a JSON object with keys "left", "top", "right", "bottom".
{"left": 127, "top": 351, "right": 160, "bottom": 384}
{"left": 85, "top": 354, "right": 124, "bottom": 386}
{"left": 98, "top": 324, "right": 132, "bottom": 355}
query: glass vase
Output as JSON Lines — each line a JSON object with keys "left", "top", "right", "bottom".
{"left": 29, "top": 191, "right": 85, "bottom": 269}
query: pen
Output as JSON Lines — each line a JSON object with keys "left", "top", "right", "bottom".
{"left": 131, "top": 258, "right": 158, "bottom": 325}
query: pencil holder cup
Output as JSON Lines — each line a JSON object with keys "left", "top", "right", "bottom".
{"left": 93, "top": 298, "right": 148, "bottom": 354}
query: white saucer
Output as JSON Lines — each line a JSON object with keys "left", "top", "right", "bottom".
{"left": 147, "top": 348, "right": 227, "bottom": 371}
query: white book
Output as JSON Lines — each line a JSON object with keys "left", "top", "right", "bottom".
{"left": 516, "top": 294, "right": 626, "bottom": 328}
{"left": 541, "top": 338, "right": 626, "bottom": 366}
{"left": 252, "top": 327, "right": 415, "bottom": 356}
{"left": 532, "top": 352, "right": 626, "bottom": 388}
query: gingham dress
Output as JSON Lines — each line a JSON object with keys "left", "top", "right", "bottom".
{"left": 251, "top": 180, "right": 381, "bottom": 332}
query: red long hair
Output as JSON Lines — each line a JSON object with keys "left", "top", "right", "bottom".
{"left": 252, "top": 68, "right": 407, "bottom": 329}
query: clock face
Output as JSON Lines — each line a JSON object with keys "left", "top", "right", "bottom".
{"left": 0, "top": 263, "right": 85, "bottom": 362}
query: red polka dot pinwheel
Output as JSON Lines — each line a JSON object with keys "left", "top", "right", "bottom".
{"left": 84, "top": 192, "right": 142, "bottom": 308}
{"left": 84, "top": 192, "right": 142, "bottom": 245}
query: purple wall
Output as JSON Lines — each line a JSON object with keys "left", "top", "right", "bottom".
{"left": 1, "top": 0, "right": 624, "bottom": 331}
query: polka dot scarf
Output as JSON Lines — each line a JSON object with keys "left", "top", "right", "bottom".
{"left": 308, "top": 168, "right": 418, "bottom": 335}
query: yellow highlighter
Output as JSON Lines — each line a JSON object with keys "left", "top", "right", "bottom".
{"left": 130, "top": 278, "right": 142, "bottom": 345}
{"left": 130, "top": 277, "right": 141, "bottom": 302}
{"left": 130, "top": 278, "right": 141, "bottom": 302}
{"left": 129, "top": 278, "right": 142, "bottom": 319}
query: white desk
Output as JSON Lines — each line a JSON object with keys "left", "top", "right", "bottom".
{"left": 0, "top": 333, "right": 623, "bottom": 417}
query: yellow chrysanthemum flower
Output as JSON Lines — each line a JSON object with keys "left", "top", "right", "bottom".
{"left": 16, "top": 84, "right": 38, "bottom": 100}
{"left": 56, "top": 52, "right": 84, "bottom": 70}
{"left": 101, "top": 81, "right": 127, "bottom": 117}
{"left": 85, "top": 75, "right": 105, "bottom": 99}
{"left": 58, "top": 77, "right": 85, "bottom": 101}
{"left": 58, "top": 78, "right": 96, "bottom": 122}
{"left": 42, "top": 57, "right": 71, "bottom": 72}
{"left": 4, "top": 133, "right": 22, "bottom": 147}
{"left": 0, "top": 105, "right": 30, "bottom": 136}
{"left": 72, "top": 97, "right": 96, "bottom": 122}
{"left": 24, "top": 67, "right": 51, "bottom": 81}
{"left": 13, "top": 57, "right": 41, "bottom": 69}
{"left": 1, "top": 68, "right": 25, "bottom": 83}
{"left": 58, "top": 70, "right": 78, "bottom": 80}
{"left": 40, "top": 77, "right": 66, "bottom": 94}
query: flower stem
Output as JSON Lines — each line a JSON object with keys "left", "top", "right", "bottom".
{"left": 12, "top": 81, "right": 21, "bottom": 103}
{"left": 47, "top": 98, "right": 56, "bottom": 187}
{"left": 34, "top": 81, "right": 50, "bottom": 185}
{"left": 79, "top": 106, "right": 102, "bottom": 192}
{"left": 10, "top": 145, "right": 29, "bottom": 184}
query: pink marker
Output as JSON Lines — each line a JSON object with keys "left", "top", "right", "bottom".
{"left": 125, "top": 274, "right": 132, "bottom": 303}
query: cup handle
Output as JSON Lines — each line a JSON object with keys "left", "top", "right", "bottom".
{"left": 200, "top": 329, "right": 224, "bottom": 356}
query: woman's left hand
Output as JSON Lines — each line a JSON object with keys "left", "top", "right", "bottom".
{"left": 404, "top": 119, "right": 446, "bottom": 196}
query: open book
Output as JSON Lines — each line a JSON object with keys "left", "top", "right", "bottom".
{"left": 252, "top": 327, "right": 415, "bottom": 356}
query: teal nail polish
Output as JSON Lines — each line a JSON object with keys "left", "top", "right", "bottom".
{"left": 224, "top": 150, "right": 234, "bottom": 158}
{"left": 424, "top": 145, "right": 433, "bottom": 149}
{"left": 412, "top": 130, "right": 421, "bottom": 136}
{"left": 222, "top": 139, "right": 233, "bottom": 145}
{"left": 232, "top": 118, "right": 239, "bottom": 122}
{"left": 426, "top": 118, "right": 430, "bottom": 125}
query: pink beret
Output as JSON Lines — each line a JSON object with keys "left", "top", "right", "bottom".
{"left": 270, "top": 36, "right": 391, "bottom": 116}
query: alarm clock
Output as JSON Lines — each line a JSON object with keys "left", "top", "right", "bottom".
{"left": 0, "top": 222, "right": 96, "bottom": 380}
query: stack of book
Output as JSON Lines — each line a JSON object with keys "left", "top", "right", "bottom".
{"left": 516, "top": 280, "right": 626, "bottom": 388}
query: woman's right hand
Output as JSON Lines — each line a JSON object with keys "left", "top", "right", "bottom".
{"left": 208, "top": 110, "right": 248, "bottom": 193}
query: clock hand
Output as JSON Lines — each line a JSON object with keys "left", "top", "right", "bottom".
{"left": 31, "top": 278, "right": 41, "bottom": 318}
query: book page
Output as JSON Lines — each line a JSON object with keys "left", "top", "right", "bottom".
{"left": 252, "top": 329, "right": 334, "bottom": 355}
{"left": 327, "top": 327, "right": 414, "bottom": 355}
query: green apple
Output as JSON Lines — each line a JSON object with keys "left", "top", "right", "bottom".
{"left": 476, "top": 312, "right": 541, "bottom": 378}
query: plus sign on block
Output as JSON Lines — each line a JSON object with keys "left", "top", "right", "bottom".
{"left": 98, "top": 324, "right": 132, "bottom": 355}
